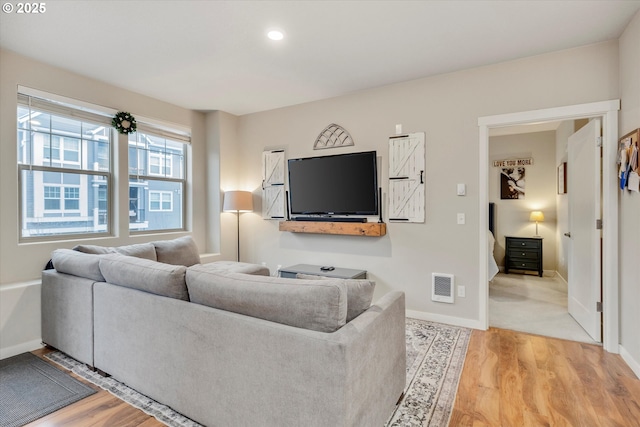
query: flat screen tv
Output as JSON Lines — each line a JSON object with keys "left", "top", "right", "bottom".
{"left": 288, "top": 150, "right": 378, "bottom": 217}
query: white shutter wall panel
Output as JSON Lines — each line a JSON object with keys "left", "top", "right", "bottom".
{"left": 262, "top": 149, "right": 285, "bottom": 219}
{"left": 388, "top": 132, "right": 425, "bottom": 223}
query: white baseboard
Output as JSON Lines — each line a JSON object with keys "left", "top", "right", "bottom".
{"left": 406, "top": 309, "right": 485, "bottom": 330}
{"left": 0, "top": 339, "right": 43, "bottom": 360}
{"left": 619, "top": 345, "right": 640, "bottom": 379}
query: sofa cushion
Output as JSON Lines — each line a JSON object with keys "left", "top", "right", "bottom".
{"left": 73, "top": 242, "right": 157, "bottom": 261}
{"left": 99, "top": 254, "right": 189, "bottom": 300}
{"left": 186, "top": 266, "right": 347, "bottom": 333}
{"left": 197, "top": 261, "right": 270, "bottom": 276}
{"left": 296, "top": 273, "right": 376, "bottom": 322}
{"left": 51, "top": 248, "right": 105, "bottom": 282}
{"left": 152, "top": 236, "right": 200, "bottom": 266}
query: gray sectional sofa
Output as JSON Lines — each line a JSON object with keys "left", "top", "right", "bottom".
{"left": 41, "top": 236, "right": 406, "bottom": 427}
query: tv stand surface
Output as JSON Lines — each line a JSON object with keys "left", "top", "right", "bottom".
{"left": 279, "top": 220, "right": 386, "bottom": 236}
{"left": 280, "top": 264, "right": 367, "bottom": 279}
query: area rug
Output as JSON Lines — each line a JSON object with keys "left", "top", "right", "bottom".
{"left": 0, "top": 352, "right": 96, "bottom": 427}
{"left": 45, "top": 318, "right": 471, "bottom": 427}
{"left": 387, "top": 318, "right": 471, "bottom": 426}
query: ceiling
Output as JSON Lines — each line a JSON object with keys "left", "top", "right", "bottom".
{"left": 1, "top": 1, "right": 639, "bottom": 116}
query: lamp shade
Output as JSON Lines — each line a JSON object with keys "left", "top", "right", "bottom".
{"left": 223, "top": 191, "right": 253, "bottom": 212}
{"left": 529, "top": 211, "right": 544, "bottom": 222}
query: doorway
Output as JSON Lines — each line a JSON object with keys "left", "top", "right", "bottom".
{"left": 486, "top": 120, "right": 596, "bottom": 343}
{"left": 477, "top": 100, "right": 620, "bottom": 353}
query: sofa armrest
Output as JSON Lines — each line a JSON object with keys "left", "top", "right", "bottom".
{"left": 337, "top": 291, "right": 407, "bottom": 426}
{"left": 41, "top": 270, "right": 95, "bottom": 366}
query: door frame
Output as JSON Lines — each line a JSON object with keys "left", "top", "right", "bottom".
{"left": 477, "top": 100, "right": 620, "bottom": 353}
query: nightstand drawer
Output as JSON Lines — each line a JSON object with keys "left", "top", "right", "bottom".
{"left": 510, "top": 249, "right": 538, "bottom": 259}
{"left": 507, "top": 239, "right": 541, "bottom": 250}
{"left": 508, "top": 260, "right": 539, "bottom": 270}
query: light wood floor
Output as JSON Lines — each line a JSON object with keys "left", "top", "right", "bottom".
{"left": 28, "top": 328, "right": 640, "bottom": 427}
{"left": 450, "top": 328, "right": 640, "bottom": 427}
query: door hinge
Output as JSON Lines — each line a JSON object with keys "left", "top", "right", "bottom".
{"left": 596, "top": 301, "right": 603, "bottom": 312}
{"left": 596, "top": 136, "right": 603, "bottom": 147}
{"left": 596, "top": 219, "right": 602, "bottom": 229}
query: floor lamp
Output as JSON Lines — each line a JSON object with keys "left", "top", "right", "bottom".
{"left": 223, "top": 191, "right": 253, "bottom": 262}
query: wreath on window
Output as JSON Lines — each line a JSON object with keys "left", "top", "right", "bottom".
{"left": 112, "top": 111, "right": 137, "bottom": 134}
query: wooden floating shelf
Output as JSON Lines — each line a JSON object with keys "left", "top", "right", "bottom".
{"left": 279, "top": 221, "right": 387, "bottom": 237}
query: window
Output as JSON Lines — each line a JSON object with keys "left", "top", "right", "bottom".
{"left": 148, "top": 152, "right": 172, "bottom": 176}
{"left": 128, "top": 131, "right": 186, "bottom": 232}
{"left": 17, "top": 88, "right": 190, "bottom": 239}
{"left": 149, "top": 191, "right": 173, "bottom": 211}
{"left": 17, "top": 93, "right": 112, "bottom": 240}
{"left": 44, "top": 186, "right": 60, "bottom": 210}
{"left": 64, "top": 187, "right": 80, "bottom": 210}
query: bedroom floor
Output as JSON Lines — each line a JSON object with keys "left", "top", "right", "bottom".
{"left": 489, "top": 272, "right": 597, "bottom": 344}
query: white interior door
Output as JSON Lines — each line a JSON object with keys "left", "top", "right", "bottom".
{"left": 567, "top": 119, "right": 602, "bottom": 342}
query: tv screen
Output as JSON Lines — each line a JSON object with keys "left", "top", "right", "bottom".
{"left": 288, "top": 151, "right": 378, "bottom": 216}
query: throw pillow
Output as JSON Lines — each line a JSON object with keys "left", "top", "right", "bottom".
{"left": 186, "top": 266, "right": 348, "bottom": 333}
{"left": 152, "top": 236, "right": 200, "bottom": 266}
{"left": 296, "top": 273, "right": 376, "bottom": 322}
{"left": 99, "top": 254, "right": 189, "bottom": 301}
{"left": 51, "top": 248, "right": 105, "bottom": 282}
{"left": 73, "top": 242, "right": 157, "bottom": 261}
{"left": 197, "top": 261, "right": 270, "bottom": 276}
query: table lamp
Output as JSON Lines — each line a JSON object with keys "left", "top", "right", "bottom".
{"left": 529, "top": 210, "right": 544, "bottom": 237}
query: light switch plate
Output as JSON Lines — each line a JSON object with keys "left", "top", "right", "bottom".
{"left": 457, "top": 183, "right": 466, "bottom": 196}
{"left": 457, "top": 213, "right": 465, "bottom": 224}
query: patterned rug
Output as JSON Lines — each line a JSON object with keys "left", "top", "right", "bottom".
{"left": 46, "top": 318, "right": 471, "bottom": 427}
{"left": 388, "top": 318, "right": 471, "bottom": 426}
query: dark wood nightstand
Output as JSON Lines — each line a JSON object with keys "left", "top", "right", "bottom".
{"left": 504, "top": 236, "right": 543, "bottom": 277}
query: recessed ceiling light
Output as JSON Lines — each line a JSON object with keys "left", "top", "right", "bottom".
{"left": 267, "top": 30, "right": 284, "bottom": 41}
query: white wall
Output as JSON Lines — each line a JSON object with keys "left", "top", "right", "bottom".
{"left": 618, "top": 10, "right": 640, "bottom": 377}
{"left": 489, "top": 131, "right": 557, "bottom": 273}
{"left": 0, "top": 49, "right": 227, "bottom": 358}
{"left": 235, "top": 41, "right": 619, "bottom": 327}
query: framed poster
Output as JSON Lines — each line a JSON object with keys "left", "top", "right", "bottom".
{"left": 500, "top": 167, "right": 525, "bottom": 199}
{"left": 558, "top": 162, "right": 567, "bottom": 194}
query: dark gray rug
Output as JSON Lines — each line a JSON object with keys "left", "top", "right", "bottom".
{"left": 45, "top": 319, "right": 471, "bottom": 427}
{"left": 0, "top": 352, "right": 96, "bottom": 427}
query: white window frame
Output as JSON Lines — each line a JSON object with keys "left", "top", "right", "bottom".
{"left": 128, "top": 129, "right": 188, "bottom": 234}
{"left": 63, "top": 186, "right": 81, "bottom": 211}
{"left": 148, "top": 151, "right": 173, "bottom": 177}
{"left": 149, "top": 190, "right": 173, "bottom": 212}
{"left": 17, "top": 91, "right": 113, "bottom": 241}
{"left": 43, "top": 185, "right": 61, "bottom": 210}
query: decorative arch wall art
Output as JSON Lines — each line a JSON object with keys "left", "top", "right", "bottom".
{"left": 313, "top": 123, "right": 354, "bottom": 150}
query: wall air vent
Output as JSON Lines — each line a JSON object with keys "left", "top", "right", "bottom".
{"left": 432, "top": 273, "right": 454, "bottom": 304}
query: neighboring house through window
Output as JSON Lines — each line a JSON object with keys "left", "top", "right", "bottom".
{"left": 17, "top": 92, "right": 112, "bottom": 239}
{"left": 128, "top": 131, "right": 187, "bottom": 232}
